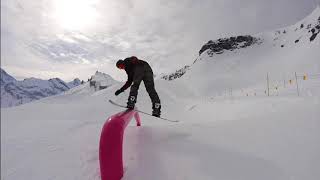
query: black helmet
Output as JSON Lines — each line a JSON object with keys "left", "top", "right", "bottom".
{"left": 124, "top": 56, "right": 138, "bottom": 61}
{"left": 116, "top": 60, "right": 124, "bottom": 68}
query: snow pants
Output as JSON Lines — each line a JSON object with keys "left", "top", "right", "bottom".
{"left": 128, "top": 64, "right": 160, "bottom": 105}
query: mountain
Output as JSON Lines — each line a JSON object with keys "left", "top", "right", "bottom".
{"left": 161, "top": 65, "right": 190, "bottom": 81}
{"left": 89, "top": 71, "right": 117, "bottom": 90}
{"left": 53, "top": 70, "right": 118, "bottom": 99}
{"left": 0, "top": 68, "right": 82, "bottom": 108}
{"left": 0, "top": 68, "right": 17, "bottom": 84}
{"left": 67, "top": 78, "right": 82, "bottom": 88}
{"left": 162, "top": 7, "right": 320, "bottom": 84}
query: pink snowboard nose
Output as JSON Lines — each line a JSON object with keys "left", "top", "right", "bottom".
{"left": 99, "top": 110, "right": 141, "bottom": 180}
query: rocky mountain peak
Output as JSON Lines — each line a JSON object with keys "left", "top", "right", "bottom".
{"left": 199, "top": 35, "right": 261, "bottom": 57}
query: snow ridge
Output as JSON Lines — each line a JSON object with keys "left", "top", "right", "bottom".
{"left": 0, "top": 68, "right": 16, "bottom": 84}
{"left": 162, "top": 7, "right": 320, "bottom": 81}
{"left": 88, "top": 71, "right": 117, "bottom": 91}
{"left": 198, "top": 35, "right": 261, "bottom": 57}
{"left": 0, "top": 68, "right": 81, "bottom": 108}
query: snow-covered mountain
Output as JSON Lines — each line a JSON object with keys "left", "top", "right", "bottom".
{"left": 59, "top": 71, "right": 118, "bottom": 98}
{"left": 0, "top": 68, "right": 82, "bottom": 107}
{"left": 1, "top": 7, "right": 320, "bottom": 180}
{"left": 0, "top": 68, "right": 17, "bottom": 84}
{"left": 89, "top": 71, "right": 117, "bottom": 90}
{"left": 162, "top": 7, "right": 320, "bottom": 83}
{"left": 67, "top": 78, "right": 82, "bottom": 88}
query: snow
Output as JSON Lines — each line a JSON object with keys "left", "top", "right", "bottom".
{"left": 90, "top": 71, "right": 117, "bottom": 88}
{"left": 1, "top": 7, "right": 320, "bottom": 180}
{"left": 0, "top": 68, "right": 16, "bottom": 84}
{"left": 67, "top": 78, "right": 81, "bottom": 88}
{"left": 1, "top": 68, "right": 82, "bottom": 108}
{"left": 0, "top": 80, "right": 68, "bottom": 108}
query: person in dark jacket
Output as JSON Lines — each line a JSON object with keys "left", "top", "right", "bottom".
{"left": 115, "top": 56, "right": 161, "bottom": 117}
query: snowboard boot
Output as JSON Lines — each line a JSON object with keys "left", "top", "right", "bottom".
{"left": 152, "top": 103, "right": 161, "bottom": 117}
{"left": 127, "top": 96, "right": 136, "bottom": 109}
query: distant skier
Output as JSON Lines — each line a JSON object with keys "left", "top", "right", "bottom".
{"left": 115, "top": 56, "right": 161, "bottom": 117}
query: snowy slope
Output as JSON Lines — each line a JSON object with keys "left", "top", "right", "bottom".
{"left": 163, "top": 6, "right": 320, "bottom": 96}
{"left": 1, "top": 7, "right": 320, "bottom": 180}
{"left": 0, "top": 68, "right": 82, "bottom": 107}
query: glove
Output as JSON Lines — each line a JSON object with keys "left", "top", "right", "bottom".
{"left": 115, "top": 89, "right": 123, "bottom": 96}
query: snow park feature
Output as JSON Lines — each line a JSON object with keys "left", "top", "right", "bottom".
{"left": 99, "top": 110, "right": 141, "bottom": 180}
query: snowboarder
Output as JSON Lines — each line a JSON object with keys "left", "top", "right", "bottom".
{"left": 115, "top": 56, "right": 161, "bottom": 117}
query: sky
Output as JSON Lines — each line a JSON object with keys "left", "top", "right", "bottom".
{"left": 1, "top": 0, "right": 318, "bottom": 81}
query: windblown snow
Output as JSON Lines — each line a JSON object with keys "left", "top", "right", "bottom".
{"left": 1, "top": 7, "right": 320, "bottom": 180}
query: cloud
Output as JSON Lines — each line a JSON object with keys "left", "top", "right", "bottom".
{"left": 1, "top": 0, "right": 317, "bottom": 81}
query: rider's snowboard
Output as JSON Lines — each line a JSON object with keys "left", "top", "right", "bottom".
{"left": 109, "top": 100, "right": 179, "bottom": 122}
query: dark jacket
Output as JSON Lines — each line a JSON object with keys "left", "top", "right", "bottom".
{"left": 119, "top": 57, "right": 150, "bottom": 92}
